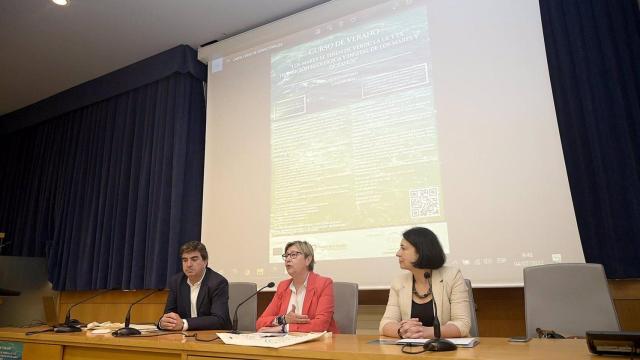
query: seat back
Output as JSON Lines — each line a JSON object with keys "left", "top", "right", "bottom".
{"left": 524, "top": 263, "right": 620, "bottom": 338}
{"left": 228, "top": 282, "right": 257, "bottom": 332}
{"left": 333, "top": 282, "right": 358, "bottom": 334}
{"left": 465, "top": 279, "right": 479, "bottom": 337}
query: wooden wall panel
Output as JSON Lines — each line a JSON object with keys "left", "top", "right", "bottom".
{"left": 473, "top": 287, "right": 525, "bottom": 337}
{"left": 609, "top": 280, "right": 640, "bottom": 331}
{"left": 57, "top": 291, "right": 168, "bottom": 324}
{"left": 55, "top": 279, "right": 639, "bottom": 335}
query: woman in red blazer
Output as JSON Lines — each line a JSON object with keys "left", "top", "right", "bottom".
{"left": 256, "top": 241, "right": 338, "bottom": 333}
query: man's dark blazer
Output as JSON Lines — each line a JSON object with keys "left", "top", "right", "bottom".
{"left": 163, "top": 267, "right": 232, "bottom": 330}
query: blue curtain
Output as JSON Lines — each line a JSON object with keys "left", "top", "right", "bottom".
{"left": 0, "top": 46, "right": 206, "bottom": 290}
{"left": 539, "top": 0, "right": 640, "bottom": 278}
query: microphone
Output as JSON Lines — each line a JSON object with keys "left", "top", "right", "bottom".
{"left": 231, "top": 281, "right": 275, "bottom": 334}
{"left": 54, "top": 288, "right": 113, "bottom": 333}
{"left": 423, "top": 272, "right": 457, "bottom": 352}
{"left": 113, "top": 289, "right": 162, "bottom": 336}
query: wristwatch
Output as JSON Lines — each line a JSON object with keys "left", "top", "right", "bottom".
{"left": 276, "top": 315, "right": 287, "bottom": 326}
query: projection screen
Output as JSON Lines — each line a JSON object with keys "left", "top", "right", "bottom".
{"left": 197, "top": 0, "right": 584, "bottom": 288}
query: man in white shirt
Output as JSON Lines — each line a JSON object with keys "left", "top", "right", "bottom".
{"left": 158, "top": 241, "right": 231, "bottom": 331}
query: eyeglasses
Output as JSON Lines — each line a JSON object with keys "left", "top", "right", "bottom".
{"left": 281, "top": 251, "right": 303, "bottom": 260}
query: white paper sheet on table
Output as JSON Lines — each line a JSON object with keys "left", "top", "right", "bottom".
{"left": 217, "top": 331, "right": 327, "bottom": 348}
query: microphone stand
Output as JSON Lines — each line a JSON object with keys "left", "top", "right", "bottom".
{"left": 113, "top": 289, "right": 162, "bottom": 336}
{"left": 423, "top": 271, "right": 457, "bottom": 352}
{"left": 54, "top": 289, "right": 112, "bottom": 333}
{"left": 231, "top": 282, "right": 275, "bottom": 334}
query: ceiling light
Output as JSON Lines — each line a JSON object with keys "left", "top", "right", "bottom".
{"left": 52, "top": 0, "right": 69, "bottom": 5}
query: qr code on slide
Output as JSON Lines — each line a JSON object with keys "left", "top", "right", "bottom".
{"left": 409, "top": 187, "right": 440, "bottom": 218}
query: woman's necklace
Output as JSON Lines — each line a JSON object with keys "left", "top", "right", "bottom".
{"left": 412, "top": 278, "right": 432, "bottom": 299}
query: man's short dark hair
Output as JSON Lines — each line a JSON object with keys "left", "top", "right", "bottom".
{"left": 179, "top": 241, "right": 208, "bottom": 261}
{"left": 403, "top": 227, "right": 446, "bottom": 269}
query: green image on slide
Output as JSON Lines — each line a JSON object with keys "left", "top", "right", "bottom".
{"left": 270, "top": 4, "right": 445, "bottom": 244}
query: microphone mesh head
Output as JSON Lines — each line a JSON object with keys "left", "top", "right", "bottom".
{"left": 267, "top": 282, "right": 276, "bottom": 288}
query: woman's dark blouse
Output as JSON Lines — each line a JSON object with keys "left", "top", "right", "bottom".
{"left": 411, "top": 299, "right": 435, "bottom": 327}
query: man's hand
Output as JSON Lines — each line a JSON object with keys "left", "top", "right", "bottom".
{"left": 159, "top": 312, "right": 184, "bottom": 331}
{"left": 284, "top": 305, "right": 310, "bottom": 324}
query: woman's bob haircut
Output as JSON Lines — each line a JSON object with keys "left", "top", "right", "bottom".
{"left": 402, "top": 227, "right": 446, "bottom": 269}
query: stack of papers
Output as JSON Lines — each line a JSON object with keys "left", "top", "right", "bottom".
{"left": 85, "top": 322, "right": 159, "bottom": 334}
{"left": 217, "top": 331, "right": 327, "bottom": 348}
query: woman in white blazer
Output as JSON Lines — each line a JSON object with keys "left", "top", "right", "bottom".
{"left": 379, "top": 227, "right": 471, "bottom": 339}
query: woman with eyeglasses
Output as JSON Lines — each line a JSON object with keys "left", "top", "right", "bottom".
{"left": 256, "top": 240, "right": 338, "bottom": 333}
{"left": 379, "top": 227, "right": 471, "bottom": 339}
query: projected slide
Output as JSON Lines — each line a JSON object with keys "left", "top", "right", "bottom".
{"left": 269, "top": 4, "right": 448, "bottom": 262}
{"left": 201, "top": 0, "right": 586, "bottom": 286}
